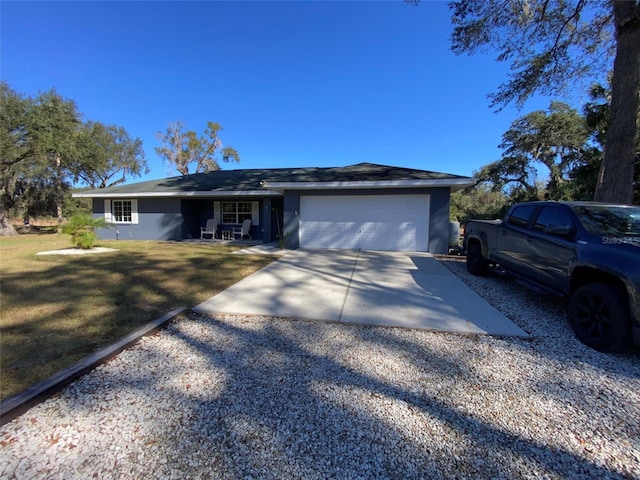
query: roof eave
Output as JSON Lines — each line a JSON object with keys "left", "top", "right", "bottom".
{"left": 73, "top": 190, "right": 282, "bottom": 198}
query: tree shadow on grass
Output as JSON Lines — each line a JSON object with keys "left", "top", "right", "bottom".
{"left": 0, "top": 249, "right": 272, "bottom": 399}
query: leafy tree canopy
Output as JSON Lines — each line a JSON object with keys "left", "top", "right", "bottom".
{"left": 497, "top": 101, "right": 589, "bottom": 198}
{"left": 450, "top": 184, "right": 507, "bottom": 224}
{"left": 73, "top": 121, "right": 149, "bottom": 189}
{"left": 450, "top": 0, "right": 616, "bottom": 108}
{"left": 155, "top": 121, "right": 240, "bottom": 176}
{"left": 473, "top": 84, "right": 639, "bottom": 207}
{"left": 447, "top": 0, "right": 640, "bottom": 204}
{"left": 0, "top": 83, "right": 80, "bottom": 232}
{"left": 0, "top": 82, "right": 148, "bottom": 234}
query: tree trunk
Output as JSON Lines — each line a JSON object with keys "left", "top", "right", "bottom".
{"left": 594, "top": 1, "right": 640, "bottom": 204}
{"left": 0, "top": 207, "right": 18, "bottom": 236}
{"left": 55, "top": 152, "right": 64, "bottom": 231}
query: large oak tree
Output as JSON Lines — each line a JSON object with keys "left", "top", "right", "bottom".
{"left": 155, "top": 121, "right": 240, "bottom": 175}
{"left": 0, "top": 83, "right": 79, "bottom": 233}
{"left": 73, "top": 121, "right": 148, "bottom": 189}
{"left": 488, "top": 101, "right": 589, "bottom": 199}
{"left": 449, "top": 0, "right": 640, "bottom": 204}
{"left": 0, "top": 82, "right": 148, "bottom": 235}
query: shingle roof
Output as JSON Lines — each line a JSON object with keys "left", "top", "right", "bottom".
{"left": 74, "top": 163, "right": 473, "bottom": 198}
{"left": 263, "top": 163, "right": 471, "bottom": 182}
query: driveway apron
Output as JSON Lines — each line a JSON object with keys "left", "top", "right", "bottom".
{"left": 193, "top": 250, "right": 529, "bottom": 338}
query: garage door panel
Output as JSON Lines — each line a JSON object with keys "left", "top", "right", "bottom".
{"left": 304, "top": 222, "right": 357, "bottom": 249}
{"left": 300, "top": 195, "right": 429, "bottom": 252}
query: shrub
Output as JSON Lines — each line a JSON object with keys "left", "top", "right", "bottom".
{"left": 61, "top": 214, "right": 111, "bottom": 249}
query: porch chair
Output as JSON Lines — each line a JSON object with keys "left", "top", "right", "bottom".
{"left": 233, "top": 219, "right": 252, "bottom": 239}
{"left": 200, "top": 218, "right": 218, "bottom": 239}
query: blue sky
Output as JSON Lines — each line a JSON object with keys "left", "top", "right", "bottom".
{"left": 2, "top": 1, "right": 557, "bottom": 183}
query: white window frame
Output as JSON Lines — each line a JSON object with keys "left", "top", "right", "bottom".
{"left": 104, "top": 199, "right": 138, "bottom": 224}
{"left": 220, "top": 201, "right": 259, "bottom": 225}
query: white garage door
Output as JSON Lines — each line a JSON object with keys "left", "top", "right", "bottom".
{"left": 300, "top": 195, "right": 430, "bottom": 252}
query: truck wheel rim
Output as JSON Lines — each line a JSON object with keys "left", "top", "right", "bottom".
{"left": 574, "top": 294, "right": 612, "bottom": 340}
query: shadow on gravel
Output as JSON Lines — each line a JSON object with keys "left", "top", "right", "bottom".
{"left": 437, "top": 257, "right": 640, "bottom": 364}
{"left": 437, "top": 256, "right": 640, "bottom": 442}
{"left": 144, "top": 314, "right": 634, "bottom": 479}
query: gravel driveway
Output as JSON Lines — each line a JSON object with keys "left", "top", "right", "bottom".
{"left": 1, "top": 257, "right": 639, "bottom": 479}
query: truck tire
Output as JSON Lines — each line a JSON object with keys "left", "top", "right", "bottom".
{"left": 568, "top": 284, "right": 630, "bottom": 352}
{"left": 466, "top": 242, "right": 489, "bottom": 276}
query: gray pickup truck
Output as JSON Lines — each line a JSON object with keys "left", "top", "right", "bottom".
{"left": 463, "top": 201, "right": 640, "bottom": 352}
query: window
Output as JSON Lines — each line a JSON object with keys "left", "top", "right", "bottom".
{"left": 534, "top": 206, "right": 573, "bottom": 232}
{"left": 573, "top": 205, "right": 640, "bottom": 236}
{"left": 222, "top": 201, "right": 253, "bottom": 224}
{"left": 508, "top": 205, "right": 537, "bottom": 228}
{"left": 113, "top": 200, "right": 132, "bottom": 222}
{"left": 105, "top": 199, "right": 138, "bottom": 224}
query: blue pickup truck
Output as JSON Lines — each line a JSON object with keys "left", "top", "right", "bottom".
{"left": 463, "top": 201, "right": 640, "bottom": 352}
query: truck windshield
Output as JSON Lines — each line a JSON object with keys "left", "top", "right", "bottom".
{"left": 573, "top": 205, "right": 640, "bottom": 237}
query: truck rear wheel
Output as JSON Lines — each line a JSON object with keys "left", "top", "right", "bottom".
{"left": 568, "top": 284, "right": 630, "bottom": 352}
{"left": 466, "top": 242, "right": 489, "bottom": 276}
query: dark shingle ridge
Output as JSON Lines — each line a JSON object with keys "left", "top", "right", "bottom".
{"left": 263, "top": 162, "right": 470, "bottom": 183}
{"left": 79, "top": 162, "right": 470, "bottom": 195}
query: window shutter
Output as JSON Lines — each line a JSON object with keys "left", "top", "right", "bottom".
{"left": 104, "top": 200, "right": 112, "bottom": 223}
{"left": 214, "top": 201, "right": 221, "bottom": 222}
{"left": 251, "top": 201, "right": 259, "bottom": 225}
{"left": 131, "top": 199, "right": 138, "bottom": 224}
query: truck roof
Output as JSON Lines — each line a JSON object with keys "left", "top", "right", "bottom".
{"left": 514, "top": 201, "right": 638, "bottom": 209}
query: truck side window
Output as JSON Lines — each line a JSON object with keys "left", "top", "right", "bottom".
{"left": 508, "top": 206, "right": 537, "bottom": 227}
{"left": 534, "top": 207, "right": 573, "bottom": 232}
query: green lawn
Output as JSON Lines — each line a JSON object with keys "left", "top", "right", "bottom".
{"left": 0, "top": 233, "right": 275, "bottom": 399}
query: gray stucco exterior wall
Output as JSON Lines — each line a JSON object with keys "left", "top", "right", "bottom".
{"left": 261, "top": 198, "right": 273, "bottom": 244}
{"left": 93, "top": 197, "right": 273, "bottom": 242}
{"left": 281, "top": 187, "right": 452, "bottom": 253}
{"left": 427, "top": 188, "right": 451, "bottom": 254}
{"left": 90, "top": 187, "right": 452, "bottom": 251}
{"left": 93, "top": 198, "right": 183, "bottom": 241}
{"left": 283, "top": 192, "right": 301, "bottom": 249}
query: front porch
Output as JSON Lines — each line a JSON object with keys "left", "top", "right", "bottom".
{"left": 182, "top": 197, "right": 284, "bottom": 244}
{"left": 180, "top": 239, "right": 286, "bottom": 255}
{"left": 181, "top": 237, "right": 264, "bottom": 246}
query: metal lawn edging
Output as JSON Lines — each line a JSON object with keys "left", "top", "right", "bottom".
{"left": 0, "top": 307, "right": 187, "bottom": 426}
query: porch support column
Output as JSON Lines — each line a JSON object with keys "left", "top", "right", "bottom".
{"left": 283, "top": 192, "right": 300, "bottom": 249}
{"left": 262, "top": 198, "right": 272, "bottom": 243}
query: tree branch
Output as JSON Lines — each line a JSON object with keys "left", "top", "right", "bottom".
{"left": 551, "top": 0, "right": 585, "bottom": 54}
{"left": 0, "top": 149, "right": 34, "bottom": 167}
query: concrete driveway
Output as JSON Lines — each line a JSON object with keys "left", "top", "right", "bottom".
{"left": 193, "top": 250, "right": 529, "bottom": 337}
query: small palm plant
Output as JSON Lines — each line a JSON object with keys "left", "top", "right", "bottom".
{"left": 62, "top": 214, "right": 111, "bottom": 249}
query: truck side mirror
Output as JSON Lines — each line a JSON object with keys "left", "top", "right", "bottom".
{"left": 545, "top": 223, "right": 572, "bottom": 238}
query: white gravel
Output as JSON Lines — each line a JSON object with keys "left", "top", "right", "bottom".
{"left": 36, "top": 247, "right": 119, "bottom": 256}
{"left": 1, "top": 256, "right": 639, "bottom": 479}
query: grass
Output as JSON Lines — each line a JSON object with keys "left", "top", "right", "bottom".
{"left": 0, "top": 233, "right": 275, "bottom": 400}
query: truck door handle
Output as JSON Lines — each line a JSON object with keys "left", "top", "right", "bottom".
{"left": 526, "top": 237, "right": 534, "bottom": 242}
